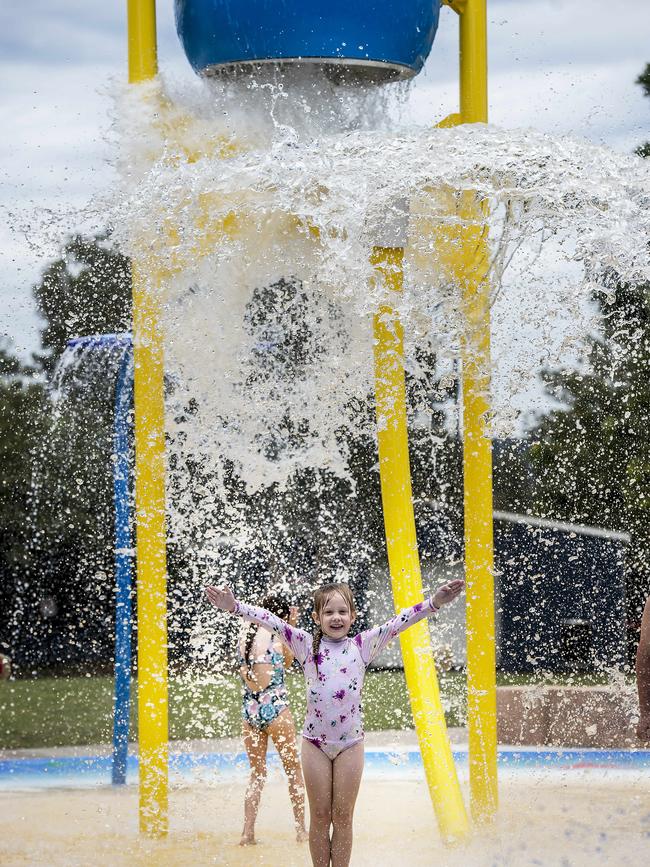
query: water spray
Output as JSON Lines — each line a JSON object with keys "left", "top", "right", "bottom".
{"left": 66, "top": 333, "right": 134, "bottom": 786}
{"left": 123, "top": 0, "right": 494, "bottom": 841}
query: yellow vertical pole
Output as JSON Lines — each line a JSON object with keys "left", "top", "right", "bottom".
{"left": 127, "top": 0, "right": 169, "bottom": 838}
{"left": 458, "top": 0, "right": 497, "bottom": 823}
{"left": 459, "top": 0, "right": 488, "bottom": 124}
{"left": 372, "top": 246, "right": 469, "bottom": 843}
{"left": 127, "top": 0, "right": 158, "bottom": 82}
{"left": 456, "top": 193, "right": 497, "bottom": 824}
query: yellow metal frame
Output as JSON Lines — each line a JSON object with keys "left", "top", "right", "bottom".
{"left": 125, "top": 0, "right": 496, "bottom": 841}
{"left": 373, "top": 0, "right": 496, "bottom": 836}
{"left": 444, "top": 0, "right": 497, "bottom": 823}
{"left": 127, "top": 0, "right": 169, "bottom": 839}
{"left": 372, "top": 247, "right": 469, "bottom": 842}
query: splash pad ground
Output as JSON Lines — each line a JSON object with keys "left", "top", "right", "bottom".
{"left": 2, "top": 731, "right": 649, "bottom": 866}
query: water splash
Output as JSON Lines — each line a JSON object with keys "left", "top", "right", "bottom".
{"left": 109, "top": 77, "right": 649, "bottom": 500}
{"left": 100, "top": 74, "right": 649, "bottom": 679}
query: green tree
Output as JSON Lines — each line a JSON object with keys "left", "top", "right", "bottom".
{"left": 528, "top": 278, "right": 650, "bottom": 645}
{"left": 7, "top": 234, "right": 133, "bottom": 673}
{"left": 0, "top": 342, "right": 48, "bottom": 657}
{"left": 524, "top": 63, "right": 650, "bottom": 658}
{"left": 34, "top": 233, "right": 131, "bottom": 373}
{"left": 635, "top": 63, "right": 650, "bottom": 158}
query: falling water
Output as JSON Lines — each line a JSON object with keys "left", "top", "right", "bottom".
{"left": 107, "top": 74, "right": 649, "bottom": 576}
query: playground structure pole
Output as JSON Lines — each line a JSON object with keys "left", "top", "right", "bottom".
{"left": 127, "top": 0, "right": 158, "bottom": 82}
{"left": 127, "top": 0, "right": 170, "bottom": 838}
{"left": 67, "top": 333, "right": 134, "bottom": 786}
{"left": 372, "top": 245, "right": 469, "bottom": 843}
{"left": 65, "top": 333, "right": 136, "bottom": 786}
{"left": 122, "top": 0, "right": 495, "bottom": 839}
{"left": 111, "top": 343, "right": 134, "bottom": 786}
{"left": 446, "top": 0, "right": 498, "bottom": 822}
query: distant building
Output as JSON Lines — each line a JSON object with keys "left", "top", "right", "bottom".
{"left": 367, "top": 510, "right": 629, "bottom": 673}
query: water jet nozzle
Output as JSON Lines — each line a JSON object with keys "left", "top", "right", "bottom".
{"left": 66, "top": 333, "right": 132, "bottom": 351}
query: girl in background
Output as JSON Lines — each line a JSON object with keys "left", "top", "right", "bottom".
{"left": 236, "top": 593, "right": 307, "bottom": 845}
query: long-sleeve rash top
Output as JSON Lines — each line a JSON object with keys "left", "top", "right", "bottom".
{"left": 232, "top": 596, "right": 439, "bottom": 757}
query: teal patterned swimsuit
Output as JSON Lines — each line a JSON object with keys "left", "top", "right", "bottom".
{"left": 239, "top": 636, "right": 290, "bottom": 730}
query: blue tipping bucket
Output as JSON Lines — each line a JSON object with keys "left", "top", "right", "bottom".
{"left": 175, "top": 0, "right": 441, "bottom": 82}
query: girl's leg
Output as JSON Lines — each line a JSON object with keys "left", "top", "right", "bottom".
{"left": 301, "top": 737, "right": 334, "bottom": 867}
{"left": 267, "top": 710, "right": 308, "bottom": 841}
{"left": 241, "top": 722, "right": 269, "bottom": 844}
{"left": 330, "top": 741, "right": 364, "bottom": 867}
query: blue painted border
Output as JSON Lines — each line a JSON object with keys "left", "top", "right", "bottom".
{"left": 2, "top": 748, "right": 649, "bottom": 790}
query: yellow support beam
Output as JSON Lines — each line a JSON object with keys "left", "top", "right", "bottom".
{"left": 372, "top": 246, "right": 469, "bottom": 844}
{"left": 127, "top": 0, "right": 169, "bottom": 839}
{"left": 457, "top": 0, "right": 498, "bottom": 824}
{"left": 127, "top": 0, "right": 158, "bottom": 84}
{"left": 457, "top": 193, "right": 497, "bottom": 824}
{"left": 132, "top": 261, "right": 169, "bottom": 838}
{"left": 459, "top": 0, "right": 488, "bottom": 125}
{"left": 439, "top": 0, "right": 497, "bottom": 824}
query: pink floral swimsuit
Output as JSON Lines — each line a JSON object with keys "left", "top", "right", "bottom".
{"left": 232, "top": 597, "right": 439, "bottom": 759}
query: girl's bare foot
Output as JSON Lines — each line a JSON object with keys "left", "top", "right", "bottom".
{"left": 296, "top": 827, "right": 309, "bottom": 842}
{"left": 239, "top": 831, "right": 256, "bottom": 846}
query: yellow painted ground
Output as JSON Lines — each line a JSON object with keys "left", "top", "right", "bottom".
{"left": 1, "top": 776, "right": 649, "bottom": 866}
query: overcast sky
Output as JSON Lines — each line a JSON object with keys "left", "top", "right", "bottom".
{"left": 1, "top": 0, "right": 648, "bottom": 358}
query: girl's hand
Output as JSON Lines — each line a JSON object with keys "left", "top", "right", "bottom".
{"left": 288, "top": 605, "right": 299, "bottom": 626}
{"left": 432, "top": 579, "right": 464, "bottom": 609}
{"left": 205, "top": 585, "right": 237, "bottom": 613}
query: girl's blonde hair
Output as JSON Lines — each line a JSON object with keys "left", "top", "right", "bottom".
{"left": 312, "top": 582, "right": 357, "bottom": 664}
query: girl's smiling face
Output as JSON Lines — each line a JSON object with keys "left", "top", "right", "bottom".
{"left": 313, "top": 590, "right": 355, "bottom": 639}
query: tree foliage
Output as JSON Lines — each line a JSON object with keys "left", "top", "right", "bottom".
{"left": 635, "top": 63, "right": 650, "bottom": 158}
{"left": 521, "top": 63, "right": 650, "bottom": 655}
{"left": 33, "top": 234, "right": 131, "bottom": 374}
{"left": 2, "top": 234, "right": 132, "bottom": 672}
{"left": 0, "top": 343, "right": 48, "bottom": 658}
